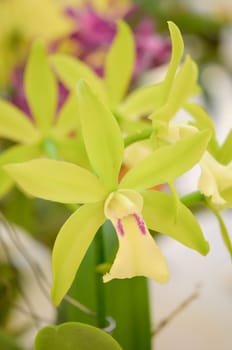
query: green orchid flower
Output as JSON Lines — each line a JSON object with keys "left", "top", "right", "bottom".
{"left": 198, "top": 151, "right": 232, "bottom": 208}
{"left": 50, "top": 20, "right": 135, "bottom": 111}
{"left": 149, "top": 29, "right": 217, "bottom": 150}
{"left": 50, "top": 21, "right": 190, "bottom": 132}
{"left": 0, "top": 40, "right": 84, "bottom": 197}
{"left": 5, "top": 81, "right": 210, "bottom": 306}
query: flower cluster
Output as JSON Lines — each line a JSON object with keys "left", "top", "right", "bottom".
{"left": 0, "top": 20, "right": 231, "bottom": 308}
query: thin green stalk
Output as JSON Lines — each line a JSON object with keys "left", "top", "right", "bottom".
{"left": 206, "top": 203, "right": 232, "bottom": 258}
{"left": 124, "top": 127, "right": 153, "bottom": 147}
{"left": 180, "top": 191, "right": 205, "bottom": 208}
{"left": 94, "top": 226, "right": 107, "bottom": 328}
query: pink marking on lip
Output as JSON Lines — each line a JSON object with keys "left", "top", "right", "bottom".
{"left": 133, "top": 214, "right": 146, "bottom": 235}
{"left": 117, "top": 219, "right": 125, "bottom": 236}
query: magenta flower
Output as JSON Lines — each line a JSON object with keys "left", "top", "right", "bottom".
{"left": 63, "top": 5, "right": 171, "bottom": 78}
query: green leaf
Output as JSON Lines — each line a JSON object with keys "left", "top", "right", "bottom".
{"left": 0, "top": 143, "right": 41, "bottom": 198}
{"left": 120, "top": 130, "right": 211, "bottom": 190}
{"left": 119, "top": 83, "right": 163, "bottom": 118}
{"left": 77, "top": 80, "right": 124, "bottom": 190}
{"left": 151, "top": 55, "right": 198, "bottom": 122}
{"left": 161, "top": 21, "right": 184, "bottom": 102}
{"left": 24, "top": 40, "right": 58, "bottom": 132}
{"left": 4, "top": 158, "right": 107, "bottom": 204}
{"left": 0, "top": 329, "right": 23, "bottom": 350}
{"left": 51, "top": 202, "right": 105, "bottom": 305}
{"left": 142, "top": 190, "right": 209, "bottom": 255}
{"left": 104, "top": 20, "right": 135, "bottom": 108}
{"left": 35, "top": 322, "right": 122, "bottom": 350}
{"left": 0, "top": 100, "right": 39, "bottom": 143}
{"left": 52, "top": 94, "right": 79, "bottom": 137}
{"left": 50, "top": 54, "right": 107, "bottom": 102}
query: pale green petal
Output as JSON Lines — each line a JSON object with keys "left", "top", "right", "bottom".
{"left": 4, "top": 159, "right": 107, "bottom": 203}
{"left": 120, "top": 130, "right": 211, "bottom": 190}
{"left": 142, "top": 190, "right": 209, "bottom": 255}
{"left": 185, "top": 103, "right": 215, "bottom": 134}
{"left": 53, "top": 94, "right": 79, "bottom": 137}
{"left": 221, "top": 187, "right": 232, "bottom": 207}
{"left": 104, "top": 20, "right": 135, "bottom": 108}
{"left": 24, "top": 40, "right": 58, "bottom": 132}
{"left": 215, "top": 129, "right": 232, "bottom": 165}
{"left": 0, "top": 100, "right": 38, "bottom": 143}
{"left": 56, "top": 137, "right": 90, "bottom": 169}
{"left": 51, "top": 201, "right": 105, "bottom": 305}
{"left": 50, "top": 54, "right": 107, "bottom": 102}
{"left": 0, "top": 143, "right": 41, "bottom": 198}
{"left": 162, "top": 21, "right": 184, "bottom": 102}
{"left": 151, "top": 56, "right": 198, "bottom": 122}
{"left": 119, "top": 83, "right": 163, "bottom": 118}
{"left": 198, "top": 152, "right": 232, "bottom": 207}
{"left": 103, "top": 214, "right": 169, "bottom": 283}
{"left": 185, "top": 102, "right": 219, "bottom": 155}
{"left": 77, "top": 80, "right": 124, "bottom": 190}
{"left": 199, "top": 160, "right": 225, "bottom": 206}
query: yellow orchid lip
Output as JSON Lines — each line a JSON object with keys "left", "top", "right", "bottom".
{"left": 116, "top": 213, "right": 146, "bottom": 237}
{"left": 103, "top": 189, "right": 169, "bottom": 283}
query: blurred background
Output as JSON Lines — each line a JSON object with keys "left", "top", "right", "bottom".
{"left": 0, "top": 0, "right": 232, "bottom": 349}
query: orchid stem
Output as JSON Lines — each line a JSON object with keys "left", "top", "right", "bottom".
{"left": 180, "top": 191, "right": 205, "bottom": 208}
{"left": 124, "top": 127, "right": 153, "bottom": 147}
{"left": 42, "top": 137, "right": 58, "bottom": 160}
{"left": 94, "top": 226, "right": 107, "bottom": 328}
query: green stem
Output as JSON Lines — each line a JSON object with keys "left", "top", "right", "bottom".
{"left": 42, "top": 137, "right": 58, "bottom": 159}
{"left": 94, "top": 226, "right": 107, "bottom": 328}
{"left": 206, "top": 203, "right": 232, "bottom": 258}
{"left": 124, "top": 127, "right": 153, "bottom": 147}
{"left": 180, "top": 191, "right": 205, "bottom": 208}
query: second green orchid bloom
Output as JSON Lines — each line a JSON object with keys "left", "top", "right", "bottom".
{"left": 199, "top": 151, "right": 232, "bottom": 208}
{"left": 5, "top": 81, "right": 210, "bottom": 306}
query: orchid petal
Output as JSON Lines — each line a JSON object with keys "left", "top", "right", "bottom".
{"left": 151, "top": 56, "right": 198, "bottom": 122}
{"left": 198, "top": 152, "right": 232, "bottom": 207}
{"left": 120, "top": 130, "right": 211, "bottom": 190}
{"left": 55, "top": 137, "right": 90, "bottom": 169}
{"left": 53, "top": 94, "right": 79, "bottom": 137}
{"left": 103, "top": 189, "right": 169, "bottom": 283}
{"left": 24, "top": 40, "right": 58, "bottom": 132}
{"left": 50, "top": 54, "right": 107, "bottom": 102}
{"left": 77, "top": 80, "right": 124, "bottom": 190}
{"left": 105, "top": 21, "right": 135, "bottom": 108}
{"left": 119, "top": 83, "right": 163, "bottom": 119}
{"left": 103, "top": 214, "right": 169, "bottom": 283}
{"left": 4, "top": 159, "right": 107, "bottom": 204}
{"left": 0, "top": 143, "right": 41, "bottom": 198}
{"left": 185, "top": 102, "right": 219, "bottom": 155}
{"left": 0, "top": 100, "right": 38, "bottom": 143}
{"left": 161, "top": 21, "right": 184, "bottom": 102}
{"left": 51, "top": 201, "right": 105, "bottom": 305}
{"left": 218, "top": 130, "right": 232, "bottom": 165}
{"left": 142, "top": 190, "right": 209, "bottom": 255}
